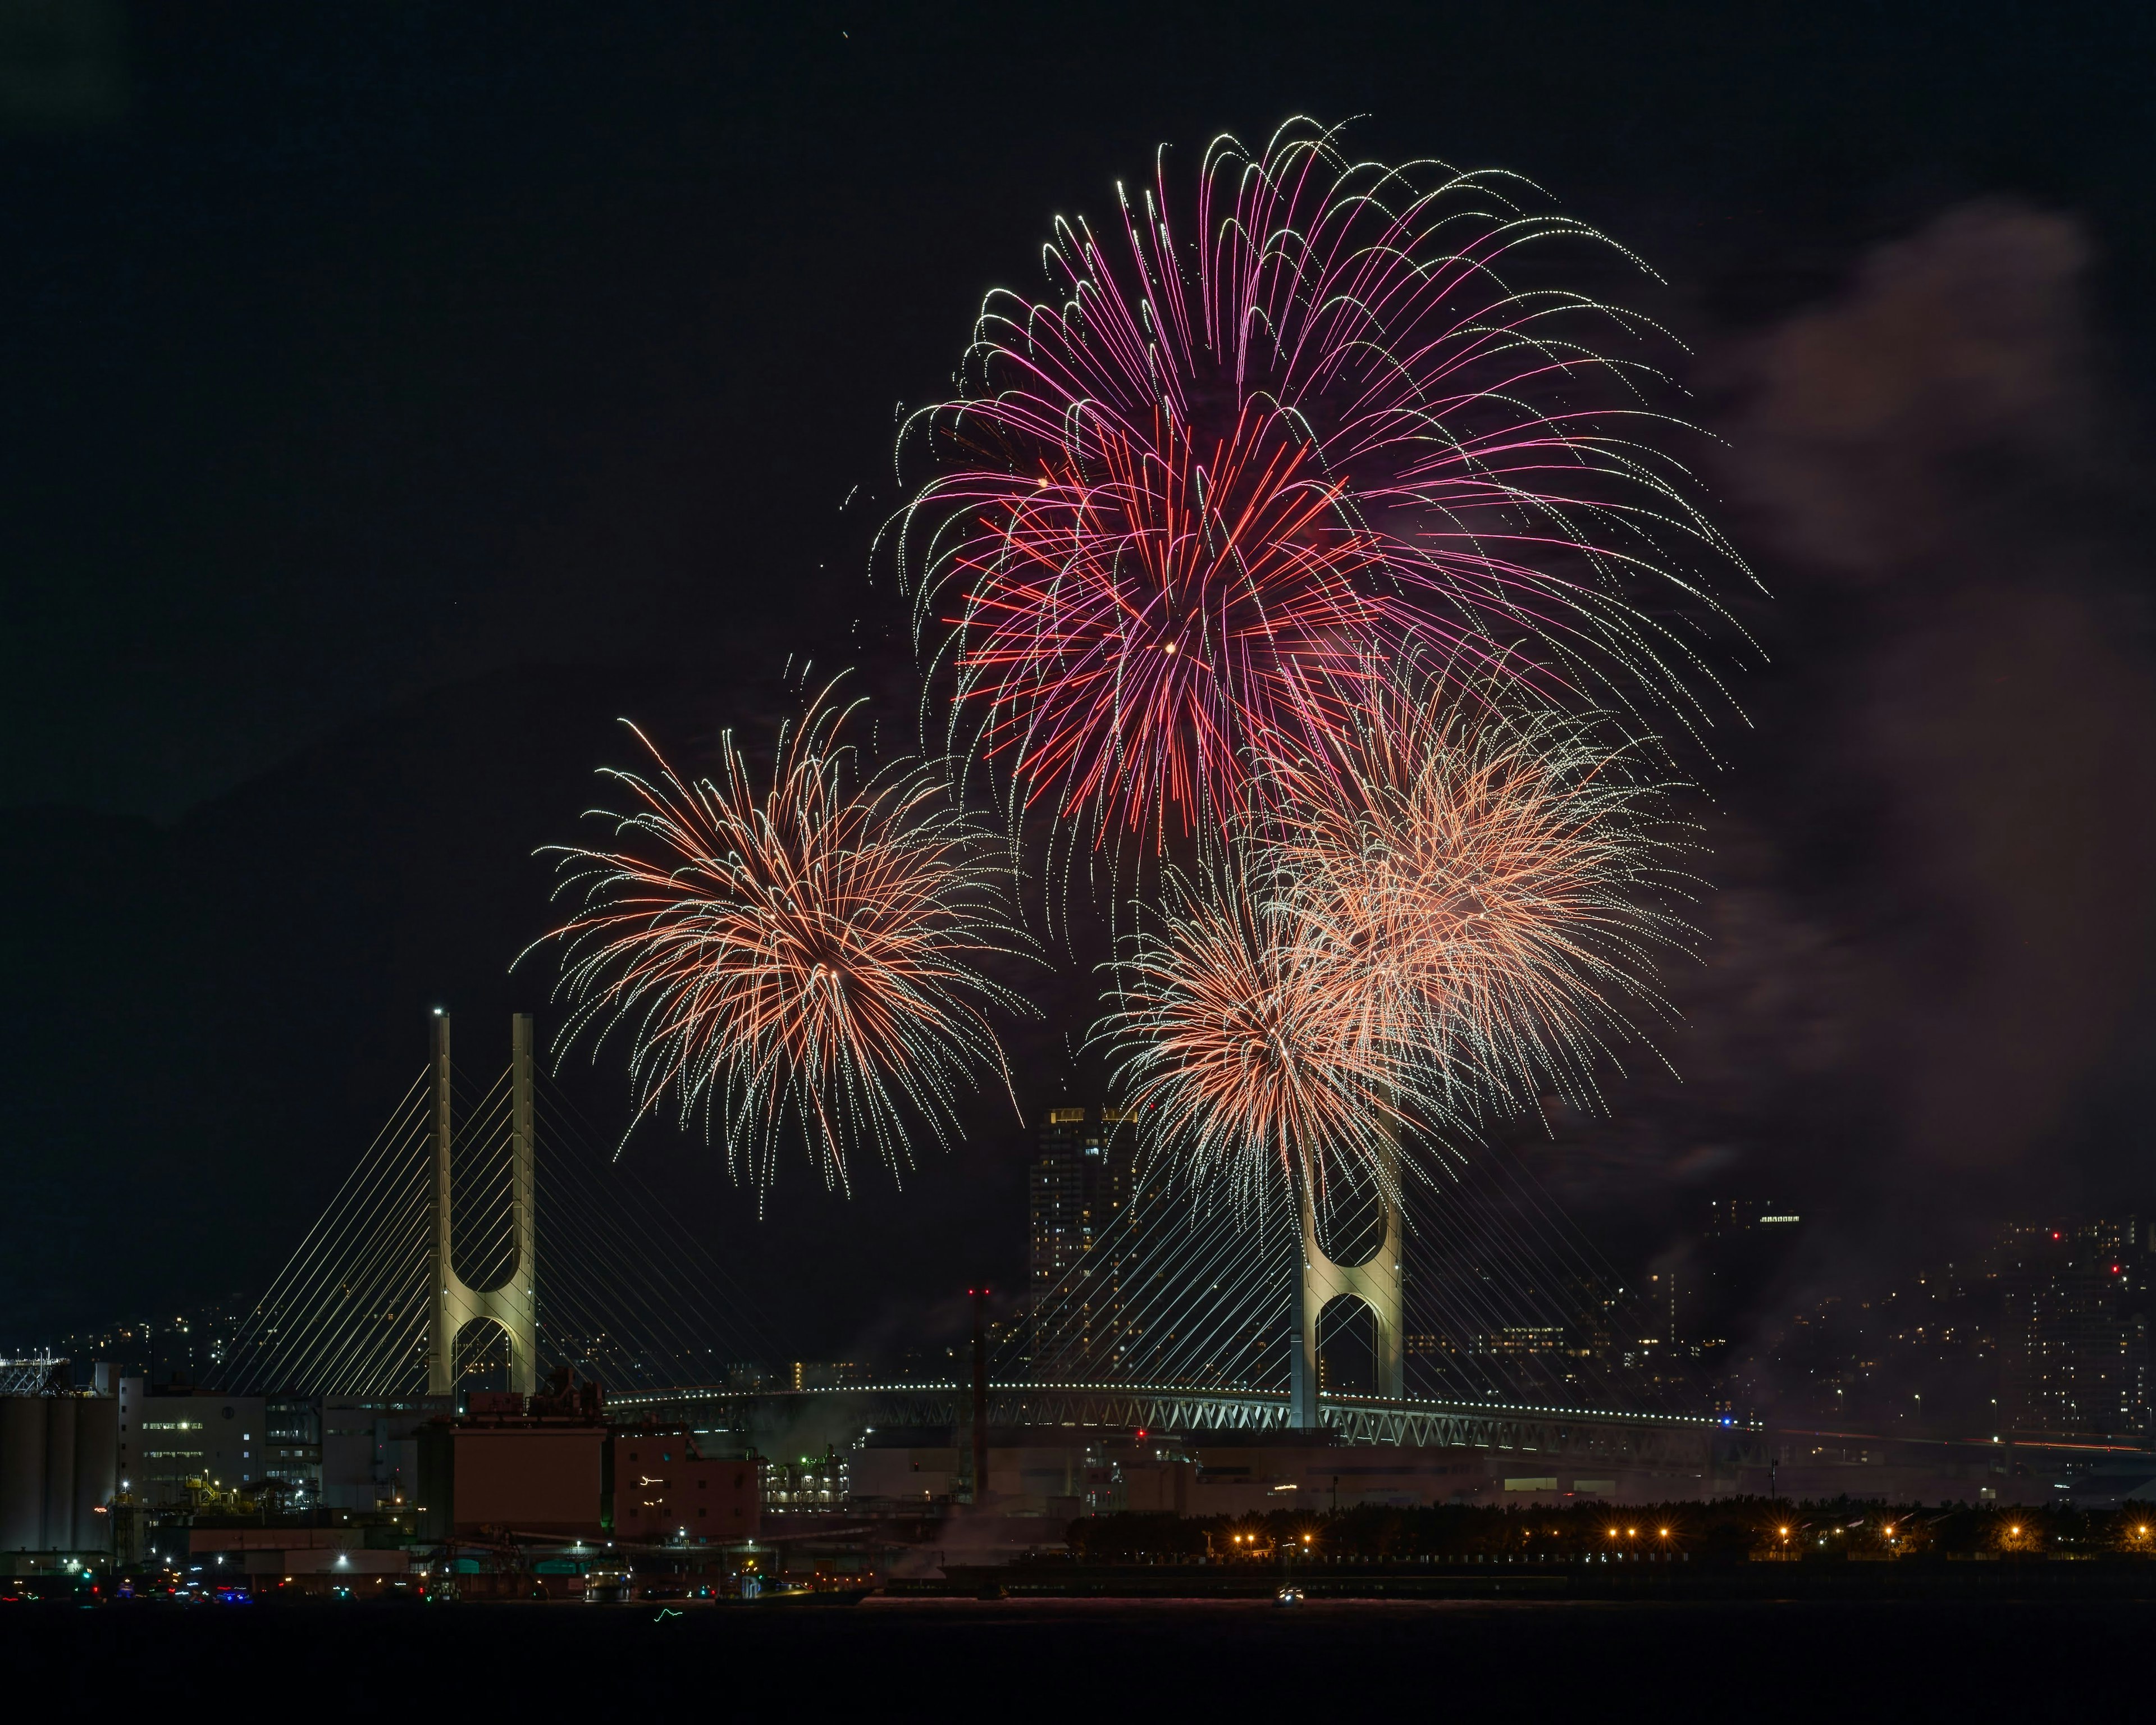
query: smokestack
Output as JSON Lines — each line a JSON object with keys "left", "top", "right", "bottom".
{"left": 970, "top": 1286, "right": 989, "bottom": 1507}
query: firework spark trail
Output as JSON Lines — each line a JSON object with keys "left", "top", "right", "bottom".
{"left": 532, "top": 682, "right": 1029, "bottom": 1198}
{"left": 900, "top": 116, "right": 1752, "bottom": 850}
{"left": 1268, "top": 657, "right": 1696, "bottom": 1125}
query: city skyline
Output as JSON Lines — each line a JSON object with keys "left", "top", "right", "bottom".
{"left": 7, "top": 0, "right": 2156, "bottom": 1590}
{"left": 20, "top": 1082, "right": 2148, "bottom": 1454}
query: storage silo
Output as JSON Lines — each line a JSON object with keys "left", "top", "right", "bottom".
{"left": 72, "top": 1398, "right": 116, "bottom": 1553}
{"left": 42, "top": 1397, "right": 76, "bottom": 1551}
{"left": 0, "top": 1398, "right": 46, "bottom": 1551}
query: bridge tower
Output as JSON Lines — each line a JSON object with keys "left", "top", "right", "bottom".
{"left": 426, "top": 1012, "right": 538, "bottom": 1396}
{"left": 1289, "top": 1163, "right": 1405, "bottom": 1426}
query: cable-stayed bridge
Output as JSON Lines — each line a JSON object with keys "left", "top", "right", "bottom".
{"left": 1017, "top": 1129, "right": 1696, "bottom": 1418}
{"left": 212, "top": 1013, "right": 776, "bottom": 1399}
{"left": 212, "top": 1015, "right": 1749, "bottom": 1462}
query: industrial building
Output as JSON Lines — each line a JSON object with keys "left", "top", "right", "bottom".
{"left": 416, "top": 1385, "right": 608, "bottom": 1540}
{"left": 318, "top": 1395, "right": 454, "bottom": 1508}
{"left": 613, "top": 1429, "right": 759, "bottom": 1543}
{"left": 117, "top": 1381, "right": 262, "bottom": 1504}
{"left": 115, "top": 1379, "right": 451, "bottom": 1510}
{"left": 849, "top": 1430, "right": 1645, "bottom": 1515}
{"left": 415, "top": 1388, "right": 759, "bottom": 1545}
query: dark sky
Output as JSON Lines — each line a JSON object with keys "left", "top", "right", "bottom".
{"left": 6, "top": 0, "right": 2155, "bottom": 1354}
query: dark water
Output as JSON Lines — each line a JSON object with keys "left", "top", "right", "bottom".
{"left": 7, "top": 1595, "right": 2148, "bottom": 1713}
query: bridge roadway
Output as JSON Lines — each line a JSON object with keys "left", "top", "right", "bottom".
{"left": 607, "top": 1381, "right": 1764, "bottom": 1470}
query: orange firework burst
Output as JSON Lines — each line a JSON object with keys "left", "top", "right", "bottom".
{"left": 1101, "top": 856, "right": 1425, "bottom": 1214}
{"left": 535, "top": 683, "right": 1027, "bottom": 1195}
{"left": 1106, "top": 654, "right": 1692, "bottom": 1206}
{"left": 1269, "top": 656, "right": 1694, "bottom": 1122}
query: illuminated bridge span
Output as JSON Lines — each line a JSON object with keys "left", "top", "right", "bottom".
{"left": 608, "top": 1382, "right": 1761, "bottom": 1467}
{"left": 214, "top": 1012, "right": 1728, "bottom": 1456}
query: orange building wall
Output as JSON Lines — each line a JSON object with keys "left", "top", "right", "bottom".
{"left": 452, "top": 1427, "right": 606, "bottom": 1535}
{"left": 611, "top": 1432, "right": 759, "bottom": 1543}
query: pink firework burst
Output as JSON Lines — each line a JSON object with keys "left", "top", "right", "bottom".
{"left": 901, "top": 118, "right": 1748, "bottom": 848}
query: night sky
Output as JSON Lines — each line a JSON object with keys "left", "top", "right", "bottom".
{"left": 6, "top": 2, "right": 2155, "bottom": 1358}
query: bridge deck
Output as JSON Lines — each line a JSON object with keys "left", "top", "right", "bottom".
{"left": 607, "top": 1381, "right": 1757, "bottom": 1466}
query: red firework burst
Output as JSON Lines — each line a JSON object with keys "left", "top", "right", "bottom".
{"left": 902, "top": 118, "right": 1748, "bottom": 846}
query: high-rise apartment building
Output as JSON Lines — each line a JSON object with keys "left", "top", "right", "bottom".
{"left": 1029, "top": 1107, "right": 1105, "bottom": 1294}
{"left": 1694, "top": 1198, "right": 1804, "bottom": 1346}
{"left": 2000, "top": 1217, "right": 2149, "bottom": 1436}
{"left": 1028, "top": 1106, "right": 1136, "bottom": 1378}
{"left": 1645, "top": 1270, "right": 1680, "bottom": 1348}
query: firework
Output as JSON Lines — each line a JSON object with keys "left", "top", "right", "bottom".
{"left": 1100, "top": 854, "right": 1428, "bottom": 1217}
{"left": 1267, "top": 652, "right": 1694, "bottom": 1122}
{"left": 902, "top": 117, "right": 1748, "bottom": 848}
{"left": 1104, "top": 652, "right": 1692, "bottom": 1208}
{"left": 535, "top": 684, "right": 1026, "bottom": 1196}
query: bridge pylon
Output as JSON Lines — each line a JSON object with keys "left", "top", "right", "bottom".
{"left": 426, "top": 1012, "right": 538, "bottom": 1397}
{"left": 1289, "top": 1157, "right": 1405, "bottom": 1427}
